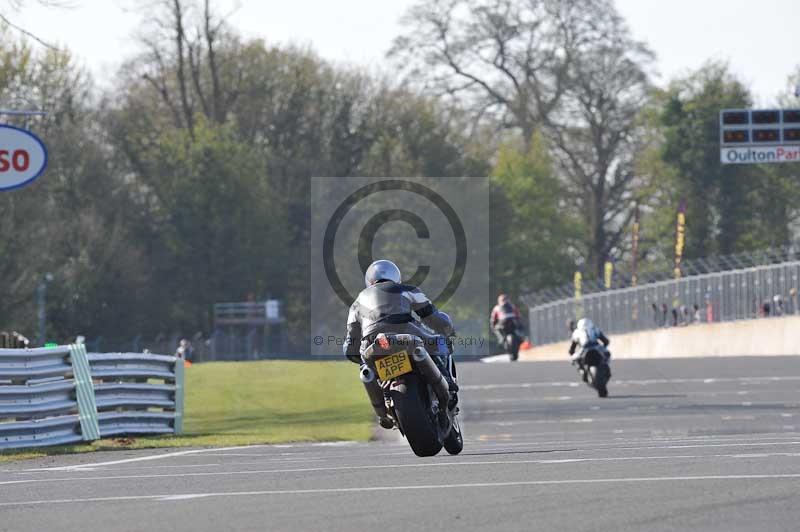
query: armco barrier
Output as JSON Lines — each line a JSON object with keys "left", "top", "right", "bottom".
{"left": 0, "top": 345, "right": 184, "bottom": 450}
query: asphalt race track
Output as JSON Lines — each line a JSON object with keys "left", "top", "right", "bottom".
{"left": 2, "top": 356, "right": 800, "bottom": 532}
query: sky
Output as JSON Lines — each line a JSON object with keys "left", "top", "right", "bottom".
{"left": 8, "top": 0, "right": 800, "bottom": 104}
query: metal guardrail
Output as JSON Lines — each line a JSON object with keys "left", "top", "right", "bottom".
{"left": 524, "top": 246, "right": 800, "bottom": 307}
{"left": 0, "top": 345, "right": 184, "bottom": 450}
{"left": 527, "top": 260, "right": 800, "bottom": 346}
{"left": 90, "top": 352, "right": 184, "bottom": 437}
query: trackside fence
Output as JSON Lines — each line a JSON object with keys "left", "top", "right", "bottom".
{"left": 0, "top": 345, "right": 184, "bottom": 450}
{"left": 528, "top": 260, "right": 800, "bottom": 346}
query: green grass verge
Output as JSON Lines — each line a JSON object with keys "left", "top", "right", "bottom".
{"left": 0, "top": 360, "right": 372, "bottom": 462}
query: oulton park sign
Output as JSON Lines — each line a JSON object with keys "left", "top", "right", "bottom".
{"left": 720, "top": 108, "right": 800, "bottom": 165}
{"left": 721, "top": 145, "right": 800, "bottom": 164}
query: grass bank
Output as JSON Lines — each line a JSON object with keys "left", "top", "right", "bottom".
{"left": 1, "top": 360, "right": 372, "bottom": 462}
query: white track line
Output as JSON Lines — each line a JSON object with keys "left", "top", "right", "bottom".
{"left": 478, "top": 389, "right": 799, "bottom": 402}
{"left": 22, "top": 442, "right": 362, "bottom": 472}
{"left": 54, "top": 458, "right": 328, "bottom": 473}
{"left": 478, "top": 412, "right": 800, "bottom": 426}
{"left": 3, "top": 451, "right": 800, "bottom": 486}
{"left": 21, "top": 446, "right": 274, "bottom": 472}
{"left": 4, "top": 474, "right": 800, "bottom": 507}
{"left": 11, "top": 433, "right": 800, "bottom": 475}
{"left": 466, "top": 432, "right": 800, "bottom": 448}
{"left": 462, "top": 375, "right": 800, "bottom": 390}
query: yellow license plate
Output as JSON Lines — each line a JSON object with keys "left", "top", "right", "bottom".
{"left": 374, "top": 350, "right": 413, "bottom": 381}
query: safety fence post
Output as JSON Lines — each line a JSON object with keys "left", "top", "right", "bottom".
{"left": 69, "top": 343, "right": 100, "bottom": 442}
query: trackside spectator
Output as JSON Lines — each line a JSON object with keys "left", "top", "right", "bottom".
{"left": 175, "top": 338, "right": 194, "bottom": 362}
{"left": 773, "top": 295, "right": 784, "bottom": 316}
{"left": 0, "top": 331, "right": 29, "bottom": 348}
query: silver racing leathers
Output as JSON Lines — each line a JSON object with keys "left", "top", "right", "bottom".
{"left": 343, "top": 280, "right": 458, "bottom": 404}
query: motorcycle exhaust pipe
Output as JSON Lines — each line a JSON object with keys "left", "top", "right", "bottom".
{"left": 411, "top": 346, "right": 451, "bottom": 408}
{"left": 360, "top": 365, "right": 388, "bottom": 418}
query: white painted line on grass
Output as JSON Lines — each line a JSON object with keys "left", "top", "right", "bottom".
{"left": 4, "top": 473, "right": 800, "bottom": 507}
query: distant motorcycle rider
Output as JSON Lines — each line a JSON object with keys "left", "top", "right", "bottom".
{"left": 344, "top": 259, "right": 459, "bottom": 427}
{"left": 568, "top": 318, "right": 610, "bottom": 380}
{"left": 490, "top": 294, "right": 522, "bottom": 344}
{"left": 569, "top": 318, "right": 610, "bottom": 357}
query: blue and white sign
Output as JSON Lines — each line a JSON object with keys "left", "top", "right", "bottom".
{"left": 721, "top": 145, "right": 800, "bottom": 164}
{"left": 720, "top": 109, "right": 800, "bottom": 165}
{"left": 0, "top": 125, "right": 47, "bottom": 190}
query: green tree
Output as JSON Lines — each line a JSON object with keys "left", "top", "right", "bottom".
{"left": 657, "top": 62, "right": 795, "bottom": 257}
{"left": 117, "top": 119, "right": 287, "bottom": 332}
{"left": 490, "top": 134, "right": 578, "bottom": 298}
{"left": 110, "top": 3, "right": 493, "bottom": 349}
{"left": 391, "top": 0, "right": 655, "bottom": 278}
{"left": 0, "top": 35, "right": 147, "bottom": 342}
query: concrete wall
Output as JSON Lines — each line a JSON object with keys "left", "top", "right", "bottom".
{"left": 519, "top": 316, "right": 800, "bottom": 362}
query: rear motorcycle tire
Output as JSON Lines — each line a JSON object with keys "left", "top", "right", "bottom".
{"left": 587, "top": 364, "right": 597, "bottom": 387}
{"left": 587, "top": 366, "right": 608, "bottom": 397}
{"left": 443, "top": 414, "right": 464, "bottom": 455}
{"left": 390, "top": 374, "right": 443, "bottom": 457}
{"left": 596, "top": 364, "right": 610, "bottom": 398}
{"left": 507, "top": 334, "right": 520, "bottom": 361}
{"left": 588, "top": 365, "right": 610, "bottom": 397}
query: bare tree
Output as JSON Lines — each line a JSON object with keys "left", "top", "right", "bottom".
{"left": 389, "top": 0, "right": 620, "bottom": 147}
{"left": 392, "top": 0, "right": 655, "bottom": 276}
{"left": 132, "top": 0, "right": 240, "bottom": 137}
{"left": 547, "top": 35, "right": 654, "bottom": 275}
{"left": 0, "top": 1, "right": 74, "bottom": 49}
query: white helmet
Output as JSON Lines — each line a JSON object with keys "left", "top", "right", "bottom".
{"left": 364, "top": 259, "right": 401, "bottom": 287}
{"left": 573, "top": 318, "right": 597, "bottom": 346}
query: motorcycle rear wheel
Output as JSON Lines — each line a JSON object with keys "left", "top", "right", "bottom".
{"left": 505, "top": 334, "right": 521, "bottom": 361}
{"left": 390, "top": 374, "right": 443, "bottom": 457}
{"left": 443, "top": 414, "right": 464, "bottom": 455}
{"left": 589, "top": 365, "right": 610, "bottom": 397}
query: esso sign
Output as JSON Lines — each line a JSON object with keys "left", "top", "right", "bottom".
{"left": 0, "top": 125, "right": 47, "bottom": 191}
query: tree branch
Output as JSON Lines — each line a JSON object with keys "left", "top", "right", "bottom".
{"left": 0, "top": 12, "right": 58, "bottom": 49}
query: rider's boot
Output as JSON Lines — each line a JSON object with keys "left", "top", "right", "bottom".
{"left": 361, "top": 365, "right": 394, "bottom": 429}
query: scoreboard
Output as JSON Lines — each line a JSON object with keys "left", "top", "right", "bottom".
{"left": 720, "top": 109, "right": 800, "bottom": 164}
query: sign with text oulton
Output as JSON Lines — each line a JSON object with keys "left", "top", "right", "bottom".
{"left": 719, "top": 109, "right": 800, "bottom": 165}
{"left": 721, "top": 145, "right": 800, "bottom": 164}
{"left": 0, "top": 125, "right": 48, "bottom": 190}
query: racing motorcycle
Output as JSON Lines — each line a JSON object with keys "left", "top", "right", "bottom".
{"left": 571, "top": 329, "right": 611, "bottom": 398}
{"left": 359, "top": 332, "right": 462, "bottom": 457}
{"left": 502, "top": 328, "right": 524, "bottom": 361}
